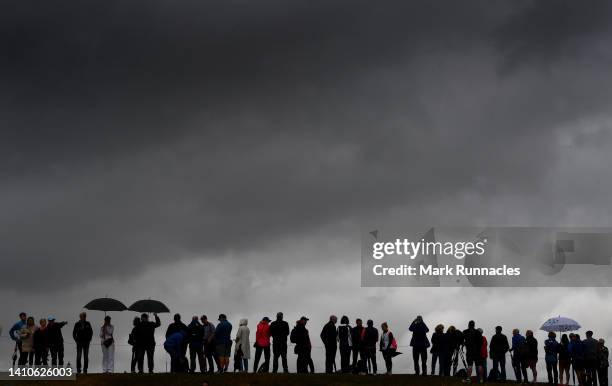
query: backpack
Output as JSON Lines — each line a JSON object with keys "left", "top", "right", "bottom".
{"left": 290, "top": 327, "right": 297, "bottom": 344}
{"left": 488, "top": 368, "right": 500, "bottom": 382}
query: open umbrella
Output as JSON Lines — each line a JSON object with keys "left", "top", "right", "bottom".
{"left": 128, "top": 299, "right": 170, "bottom": 314}
{"left": 540, "top": 316, "right": 581, "bottom": 333}
{"left": 84, "top": 297, "right": 127, "bottom": 314}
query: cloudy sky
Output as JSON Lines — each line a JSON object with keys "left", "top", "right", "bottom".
{"left": 2, "top": 0, "right": 612, "bottom": 375}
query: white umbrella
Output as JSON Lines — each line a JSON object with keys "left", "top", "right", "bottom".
{"left": 540, "top": 316, "right": 581, "bottom": 332}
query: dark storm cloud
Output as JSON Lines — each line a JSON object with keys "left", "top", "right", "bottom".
{"left": 2, "top": 1, "right": 612, "bottom": 290}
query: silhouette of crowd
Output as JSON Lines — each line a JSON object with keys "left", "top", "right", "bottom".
{"left": 8, "top": 311, "right": 610, "bottom": 385}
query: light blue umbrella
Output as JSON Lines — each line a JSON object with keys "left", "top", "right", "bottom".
{"left": 540, "top": 316, "right": 581, "bottom": 332}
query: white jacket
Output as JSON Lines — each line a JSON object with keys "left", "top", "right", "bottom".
{"left": 235, "top": 319, "right": 251, "bottom": 359}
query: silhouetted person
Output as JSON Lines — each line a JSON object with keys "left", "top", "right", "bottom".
{"left": 597, "top": 339, "right": 608, "bottom": 386}
{"left": 269, "top": 312, "right": 289, "bottom": 373}
{"left": 214, "top": 314, "right": 232, "bottom": 373}
{"left": 9, "top": 312, "right": 27, "bottom": 365}
{"left": 188, "top": 315, "right": 205, "bottom": 373}
{"left": 321, "top": 315, "right": 338, "bottom": 373}
{"left": 47, "top": 317, "right": 68, "bottom": 366}
{"left": 380, "top": 322, "right": 397, "bottom": 375}
{"left": 409, "top": 315, "right": 430, "bottom": 375}
{"left": 363, "top": 319, "right": 379, "bottom": 374}
{"left": 490, "top": 325, "right": 509, "bottom": 381}
{"left": 584, "top": 330, "right": 599, "bottom": 386}
{"left": 290, "top": 316, "right": 312, "bottom": 373}
{"left": 544, "top": 331, "right": 559, "bottom": 386}
{"left": 166, "top": 313, "right": 188, "bottom": 338}
{"left": 128, "top": 317, "right": 140, "bottom": 373}
{"left": 73, "top": 312, "right": 93, "bottom": 374}
{"left": 253, "top": 316, "right": 271, "bottom": 373}
{"left": 100, "top": 316, "right": 115, "bottom": 373}
{"left": 559, "top": 334, "right": 571, "bottom": 385}
{"left": 351, "top": 318, "right": 364, "bottom": 368}
{"left": 18, "top": 317, "right": 36, "bottom": 366}
{"left": 164, "top": 329, "right": 188, "bottom": 372}
{"left": 511, "top": 328, "right": 528, "bottom": 383}
{"left": 525, "top": 330, "right": 538, "bottom": 383}
{"left": 201, "top": 315, "right": 216, "bottom": 373}
{"left": 136, "top": 313, "right": 161, "bottom": 373}
{"left": 463, "top": 320, "right": 483, "bottom": 382}
{"left": 33, "top": 318, "right": 49, "bottom": 366}
{"left": 338, "top": 316, "right": 352, "bottom": 373}
{"left": 430, "top": 324, "right": 444, "bottom": 375}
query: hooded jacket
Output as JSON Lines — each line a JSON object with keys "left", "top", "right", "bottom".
{"left": 256, "top": 320, "right": 271, "bottom": 347}
{"left": 235, "top": 319, "right": 251, "bottom": 359}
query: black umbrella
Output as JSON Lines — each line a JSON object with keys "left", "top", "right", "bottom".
{"left": 128, "top": 299, "right": 170, "bottom": 314}
{"left": 84, "top": 297, "right": 127, "bottom": 313}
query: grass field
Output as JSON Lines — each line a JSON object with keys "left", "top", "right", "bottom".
{"left": 6, "top": 373, "right": 506, "bottom": 386}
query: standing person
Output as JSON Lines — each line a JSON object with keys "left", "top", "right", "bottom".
{"left": 320, "top": 315, "right": 338, "bottom": 374}
{"left": 72, "top": 312, "right": 93, "bottom": 374}
{"left": 463, "top": 321, "right": 484, "bottom": 382}
{"left": 489, "top": 325, "right": 510, "bottom": 381}
{"left": 337, "top": 316, "right": 352, "bottom": 373}
{"left": 33, "top": 319, "right": 49, "bottom": 366}
{"left": 559, "top": 334, "right": 571, "bottom": 386}
{"left": 47, "top": 317, "right": 68, "bottom": 366}
{"left": 597, "top": 339, "right": 608, "bottom": 386}
{"left": 253, "top": 316, "right": 271, "bottom": 373}
{"left": 446, "top": 326, "right": 463, "bottom": 376}
{"left": 544, "top": 331, "right": 560, "bottom": 386}
{"left": 214, "top": 314, "right": 233, "bottom": 373}
{"left": 380, "top": 322, "right": 397, "bottom": 375}
{"left": 351, "top": 319, "right": 365, "bottom": 368}
{"left": 164, "top": 329, "right": 188, "bottom": 372}
{"left": 584, "top": 331, "right": 599, "bottom": 386}
{"left": 430, "top": 324, "right": 444, "bottom": 375}
{"left": 188, "top": 316, "right": 205, "bottom": 373}
{"left": 478, "top": 328, "right": 488, "bottom": 383}
{"left": 136, "top": 313, "right": 161, "bottom": 373}
{"left": 18, "top": 317, "right": 36, "bottom": 366}
{"left": 165, "top": 314, "right": 188, "bottom": 338}
{"left": 128, "top": 317, "right": 140, "bottom": 373}
{"left": 409, "top": 315, "right": 430, "bottom": 376}
{"left": 363, "top": 319, "right": 379, "bottom": 375}
{"left": 570, "top": 333, "right": 587, "bottom": 386}
{"left": 201, "top": 315, "right": 216, "bottom": 373}
{"left": 9, "top": 312, "right": 27, "bottom": 366}
{"left": 290, "top": 316, "right": 312, "bottom": 373}
{"left": 100, "top": 316, "right": 115, "bottom": 373}
{"left": 525, "top": 330, "right": 538, "bottom": 383}
{"left": 269, "top": 312, "right": 289, "bottom": 374}
{"left": 437, "top": 325, "right": 452, "bottom": 376}
{"left": 511, "top": 329, "right": 528, "bottom": 383}
{"left": 234, "top": 318, "right": 250, "bottom": 372}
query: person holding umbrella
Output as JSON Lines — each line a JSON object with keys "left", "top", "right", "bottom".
{"left": 136, "top": 313, "right": 161, "bottom": 373}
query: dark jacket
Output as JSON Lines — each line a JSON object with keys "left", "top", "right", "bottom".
{"left": 544, "top": 338, "right": 559, "bottom": 363}
{"left": 351, "top": 326, "right": 364, "bottom": 350}
{"left": 489, "top": 332, "right": 510, "bottom": 359}
{"left": 269, "top": 319, "right": 290, "bottom": 347}
{"left": 72, "top": 320, "right": 93, "bottom": 345}
{"left": 430, "top": 331, "right": 443, "bottom": 354}
{"left": 583, "top": 337, "right": 599, "bottom": 361}
{"left": 363, "top": 326, "right": 379, "bottom": 350}
{"left": 47, "top": 322, "right": 67, "bottom": 347}
{"left": 33, "top": 327, "right": 48, "bottom": 351}
{"left": 165, "top": 321, "right": 188, "bottom": 339}
{"left": 291, "top": 323, "right": 311, "bottom": 354}
{"left": 463, "top": 327, "right": 482, "bottom": 356}
{"left": 338, "top": 325, "right": 352, "bottom": 348}
{"left": 526, "top": 335, "right": 538, "bottom": 360}
{"left": 136, "top": 315, "right": 161, "bottom": 348}
{"left": 320, "top": 321, "right": 337, "bottom": 348}
{"left": 409, "top": 320, "right": 430, "bottom": 349}
{"left": 187, "top": 319, "right": 204, "bottom": 349}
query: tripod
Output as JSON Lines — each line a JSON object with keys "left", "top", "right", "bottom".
{"left": 452, "top": 345, "right": 468, "bottom": 375}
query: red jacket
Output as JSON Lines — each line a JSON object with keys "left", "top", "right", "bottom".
{"left": 481, "top": 336, "right": 488, "bottom": 359}
{"left": 256, "top": 321, "right": 271, "bottom": 347}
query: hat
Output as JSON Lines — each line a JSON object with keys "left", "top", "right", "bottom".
{"left": 299, "top": 316, "right": 309, "bottom": 321}
{"left": 262, "top": 316, "right": 271, "bottom": 322}
{"left": 47, "top": 316, "right": 56, "bottom": 321}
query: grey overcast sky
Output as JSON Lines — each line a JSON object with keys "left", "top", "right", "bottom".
{"left": 2, "top": 0, "right": 612, "bottom": 375}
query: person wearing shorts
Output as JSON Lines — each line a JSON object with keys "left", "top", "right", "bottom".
{"left": 214, "top": 314, "right": 233, "bottom": 373}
